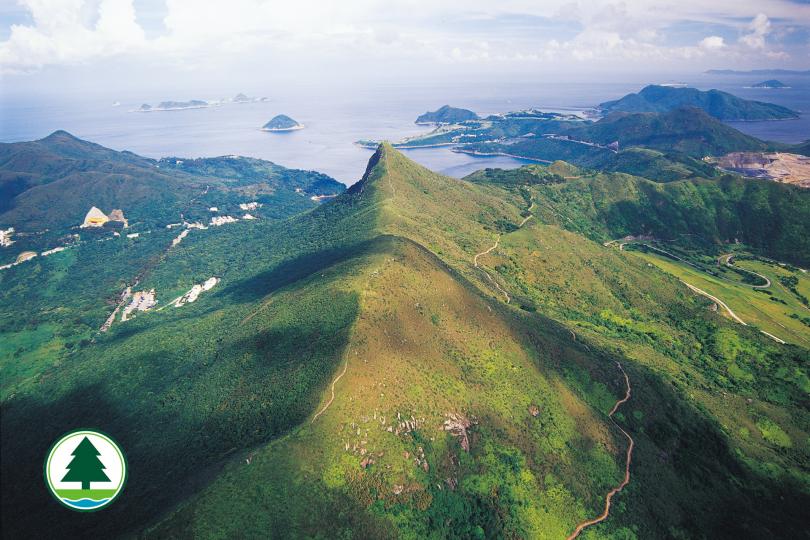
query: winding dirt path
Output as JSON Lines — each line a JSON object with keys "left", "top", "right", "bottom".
{"left": 518, "top": 201, "right": 536, "bottom": 227}
{"left": 473, "top": 198, "right": 537, "bottom": 304}
{"left": 473, "top": 236, "right": 501, "bottom": 267}
{"left": 567, "top": 362, "right": 634, "bottom": 540}
{"left": 311, "top": 357, "right": 349, "bottom": 423}
{"left": 474, "top": 236, "right": 511, "bottom": 303}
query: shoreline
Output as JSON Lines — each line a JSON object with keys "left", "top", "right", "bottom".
{"left": 261, "top": 125, "right": 305, "bottom": 132}
{"left": 451, "top": 148, "right": 551, "bottom": 163}
{"left": 354, "top": 141, "right": 458, "bottom": 150}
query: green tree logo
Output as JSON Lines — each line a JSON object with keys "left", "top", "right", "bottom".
{"left": 44, "top": 429, "right": 127, "bottom": 512}
{"left": 61, "top": 436, "right": 111, "bottom": 490}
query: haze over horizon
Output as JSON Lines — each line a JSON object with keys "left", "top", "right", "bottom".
{"left": 1, "top": 0, "right": 809, "bottom": 99}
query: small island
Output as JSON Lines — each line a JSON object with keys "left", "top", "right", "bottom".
{"left": 232, "top": 93, "right": 269, "bottom": 103}
{"left": 416, "top": 105, "right": 479, "bottom": 125}
{"left": 750, "top": 80, "right": 789, "bottom": 89}
{"left": 261, "top": 115, "right": 304, "bottom": 132}
{"left": 137, "top": 100, "right": 209, "bottom": 112}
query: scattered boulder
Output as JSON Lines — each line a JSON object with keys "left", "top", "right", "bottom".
{"left": 443, "top": 412, "right": 472, "bottom": 451}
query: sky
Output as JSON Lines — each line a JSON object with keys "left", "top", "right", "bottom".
{"left": 1, "top": 0, "right": 809, "bottom": 97}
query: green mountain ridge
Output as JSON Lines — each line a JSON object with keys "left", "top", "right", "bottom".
{"left": 2, "top": 141, "right": 807, "bottom": 539}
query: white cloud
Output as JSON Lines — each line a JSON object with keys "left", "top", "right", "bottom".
{"left": 1, "top": 1, "right": 809, "bottom": 74}
{"left": 740, "top": 13, "right": 771, "bottom": 49}
{"left": 699, "top": 35, "right": 725, "bottom": 50}
{"left": 0, "top": 0, "right": 145, "bottom": 72}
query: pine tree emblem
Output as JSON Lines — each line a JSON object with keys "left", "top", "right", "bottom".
{"left": 45, "top": 430, "right": 127, "bottom": 511}
{"left": 61, "top": 436, "right": 111, "bottom": 490}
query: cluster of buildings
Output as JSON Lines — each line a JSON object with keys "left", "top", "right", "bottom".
{"left": 0, "top": 227, "right": 14, "bottom": 247}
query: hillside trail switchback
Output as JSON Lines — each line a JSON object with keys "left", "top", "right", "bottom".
{"left": 567, "top": 361, "right": 634, "bottom": 540}
{"left": 473, "top": 197, "right": 536, "bottom": 303}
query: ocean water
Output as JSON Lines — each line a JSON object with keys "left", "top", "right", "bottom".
{"left": 1, "top": 77, "right": 807, "bottom": 185}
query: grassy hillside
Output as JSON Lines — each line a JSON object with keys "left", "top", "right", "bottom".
{"left": 630, "top": 249, "right": 810, "bottom": 347}
{"left": 2, "top": 145, "right": 808, "bottom": 539}
{"left": 524, "top": 167, "right": 810, "bottom": 267}
{"left": 591, "top": 147, "right": 722, "bottom": 181}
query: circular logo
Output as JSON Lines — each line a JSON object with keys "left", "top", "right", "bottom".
{"left": 44, "top": 429, "right": 127, "bottom": 512}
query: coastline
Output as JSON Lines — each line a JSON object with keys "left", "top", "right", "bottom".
{"left": 354, "top": 141, "right": 457, "bottom": 150}
{"left": 451, "top": 148, "right": 552, "bottom": 163}
{"left": 261, "top": 125, "right": 305, "bottom": 132}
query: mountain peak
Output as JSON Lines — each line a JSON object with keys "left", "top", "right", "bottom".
{"left": 41, "top": 130, "right": 80, "bottom": 142}
{"left": 346, "top": 143, "right": 388, "bottom": 195}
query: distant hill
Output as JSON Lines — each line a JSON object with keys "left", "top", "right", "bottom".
{"left": 459, "top": 107, "right": 771, "bottom": 169}
{"left": 599, "top": 85, "right": 799, "bottom": 120}
{"left": 570, "top": 107, "right": 770, "bottom": 155}
{"left": 587, "top": 147, "right": 723, "bottom": 181}
{"left": 751, "top": 80, "right": 788, "bottom": 89}
{"left": 0, "top": 131, "right": 340, "bottom": 232}
{"left": 416, "top": 105, "right": 479, "bottom": 124}
{"left": 262, "top": 114, "right": 303, "bottom": 131}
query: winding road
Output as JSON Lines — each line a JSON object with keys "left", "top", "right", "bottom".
{"left": 681, "top": 281, "right": 747, "bottom": 325}
{"left": 718, "top": 254, "right": 770, "bottom": 289}
{"left": 567, "top": 361, "right": 634, "bottom": 540}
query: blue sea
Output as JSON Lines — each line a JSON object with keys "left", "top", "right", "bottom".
{"left": 1, "top": 76, "right": 808, "bottom": 185}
